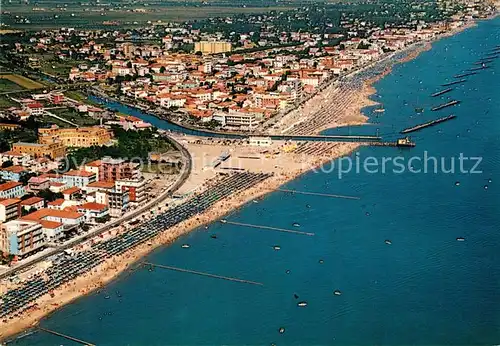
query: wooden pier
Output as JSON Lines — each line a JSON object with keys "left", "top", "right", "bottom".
{"left": 222, "top": 220, "right": 315, "bottom": 236}
{"left": 274, "top": 189, "right": 360, "bottom": 200}
{"left": 36, "top": 326, "right": 95, "bottom": 346}
{"left": 144, "top": 262, "right": 263, "bottom": 286}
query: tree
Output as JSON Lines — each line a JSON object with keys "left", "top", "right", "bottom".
{"left": 37, "top": 189, "right": 63, "bottom": 202}
{"left": 1, "top": 160, "right": 13, "bottom": 168}
{"left": 126, "top": 61, "right": 133, "bottom": 69}
{"left": 19, "top": 172, "right": 37, "bottom": 185}
{"left": 159, "top": 66, "right": 166, "bottom": 74}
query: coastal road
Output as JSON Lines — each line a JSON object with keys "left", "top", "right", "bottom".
{"left": 0, "top": 135, "right": 192, "bottom": 281}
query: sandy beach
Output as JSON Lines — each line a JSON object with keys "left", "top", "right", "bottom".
{"left": 0, "top": 19, "right": 482, "bottom": 342}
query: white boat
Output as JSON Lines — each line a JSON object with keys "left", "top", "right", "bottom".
{"left": 297, "top": 301, "right": 308, "bottom": 307}
{"left": 181, "top": 244, "right": 190, "bottom": 249}
{"left": 334, "top": 290, "right": 342, "bottom": 296}
{"left": 456, "top": 237, "right": 465, "bottom": 242}
{"left": 385, "top": 240, "right": 392, "bottom": 245}
{"left": 273, "top": 245, "right": 281, "bottom": 251}
{"left": 220, "top": 219, "right": 227, "bottom": 224}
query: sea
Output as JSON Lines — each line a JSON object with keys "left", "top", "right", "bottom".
{"left": 11, "top": 17, "right": 500, "bottom": 345}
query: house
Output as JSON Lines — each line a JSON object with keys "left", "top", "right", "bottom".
{"left": 78, "top": 202, "right": 109, "bottom": 224}
{"left": 21, "top": 208, "right": 85, "bottom": 226}
{"left": 0, "top": 220, "right": 45, "bottom": 258}
{"left": 20, "top": 196, "right": 45, "bottom": 212}
{"left": 115, "top": 179, "right": 147, "bottom": 205}
{"left": 0, "top": 165, "right": 28, "bottom": 182}
{"left": 28, "top": 176, "right": 51, "bottom": 192}
{"left": 62, "top": 187, "right": 81, "bottom": 201}
{"left": 0, "top": 181, "right": 25, "bottom": 199}
{"left": 60, "top": 170, "right": 97, "bottom": 188}
{"left": 24, "top": 102, "right": 44, "bottom": 115}
{"left": 0, "top": 198, "right": 21, "bottom": 222}
{"left": 39, "top": 220, "right": 64, "bottom": 241}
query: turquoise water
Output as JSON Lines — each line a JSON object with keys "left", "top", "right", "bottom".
{"left": 12, "top": 18, "right": 500, "bottom": 345}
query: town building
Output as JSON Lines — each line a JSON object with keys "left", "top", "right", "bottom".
{"left": 20, "top": 196, "right": 45, "bottom": 212}
{"left": 0, "top": 165, "right": 28, "bottom": 182}
{"left": 98, "top": 157, "right": 140, "bottom": 182}
{"left": 115, "top": 179, "right": 147, "bottom": 205}
{"left": 38, "top": 125, "right": 113, "bottom": 148}
{"left": 12, "top": 142, "right": 66, "bottom": 159}
{"left": 194, "top": 41, "right": 232, "bottom": 55}
{"left": 78, "top": 202, "right": 109, "bottom": 224}
{"left": 21, "top": 208, "right": 85, "bottom": 226}
{"left": 0, "top": 182, "right": 25, "bottom": 199}
{"left": 0, "top": 198, "right": 21, "bottom": 222}
{"left": 27, "top": 176, "right": 51, "bottom": 192}
{"left": 0, "top": 220, "right": 45, "bottom": 258}
{"left": 60, "top": 170, "right": 97, "bottom": 188}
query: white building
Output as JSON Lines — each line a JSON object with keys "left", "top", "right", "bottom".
{"left": 0, "top": 220, "right": 45, "bottom": 258}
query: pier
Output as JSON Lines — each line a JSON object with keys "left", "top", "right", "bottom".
{"left": 401, "top": 115, "right": 456, "bottom": 134}
{"left": 274, "top": 189, "right": 360, "bottom": 200}
{"left": 454, "top": 72, "right": 477, "bottom": 78}
{"left": 431, "top": 88, "right": 453, "bottom": 97}
{"left": 144, "top": 262, "right": 264, "bottom": 286}
{"left": 431, "top": 100, "right": 460, "bottom": 111}
{"left": 442, "top": 79, "right": 466, "bottom": 87}
{"left": 221, "top": 220, "right": 315, "bottom": 236}
{"left": 468, "top": 65, "right": 491, "bottom": 72}
{"left": 36, "top": 326, "right": 95, "bottom": 346}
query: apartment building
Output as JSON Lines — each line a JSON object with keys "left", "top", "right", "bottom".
{"left": 0, "top": 198, "right": 21, "bottom": 222}
{"left": 0, "top": 220, "right": 45, "bottom": 258}
{"left": 0, "top": 182, "right": 25, "bottom": 199}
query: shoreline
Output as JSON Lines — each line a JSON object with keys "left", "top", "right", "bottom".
{"left": 0, "top": 18, "right": 484, "bottom": 343}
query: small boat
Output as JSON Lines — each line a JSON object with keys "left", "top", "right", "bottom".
{"left": 210, "top": 234, "right": 217, "bottom": 239}
{"left": 334, "top": 290, "right": 342, "bottom": 296}
{"left": 318, "top": 259, "right": 324, "bottom": 264}
{"left": 252, "top": 200, "right": 258, "bottom": 204}
{"left": 273, "top": 245, "right": 281, "bottom": 251}
{"left": 488, "top": 178, "right": 492, "bottom": 183}
{"left": 292, "top": 222, "right": 300, "bottom": 227}
{"left": 293, "top": 293, "right": 299, "bottom": 299}
{"left": 285, "top": 269, "right": 291, "bottom": 274}
{"left": 374, "top": 108, "right": 385, "bottom": 113}
{"left": 455, "top": 181, "right": 460, "bottom": 186}
{"left": 484, "top": 185, "right": 489, "bottom": 190}
{"left": 456, "top": 237, "right": 465, "bottom": 242}
{"left": 279, "top": 327, "right": 285, "bottom": 334}
{"left": 297, "top": 301, "right": 308, "bottom": 307}
{"left": 181, "top": 244, "right": 190, "bottom": 249}
{"left": 306, "top": 204, "right": 311, "bottom": 208}
{"left": 104, "top": 295, "right": 110, "bottom": 300}
{"left": 414, "top": 107, "right": 424, "bottom": 113}
{"left": 220, "top": 219, "right": 227, "bottom": 224}
{"left": 204, "top": 226, "right": 209, "bottom": 230}
{"left": 385, "top": 240, "right": 392, "bottom": 245}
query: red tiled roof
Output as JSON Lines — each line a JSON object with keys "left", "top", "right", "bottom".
{"left": 0, "top": 198, "right": 21, "bottom": 206}
{"left": 78, "top": 202, "right": 107, "bottom": 211}
{"left": 62, "top": 187, "right": 81, "bottom": 195}
{"left": 21, "top": 208, "right": 83, "bottom": 221}
{"left": 87, "top": 181, "right": 115, "bottom": 189}
{"left": 39, "top": 220, "right": 63, "bottom": 229}
{"left": 64, "top": 170, "right": 96, "bottom": 177}
{"left": 0, "top": 181, "right": 22, "bottom": 192}
{"left": 20, "top": 196, "right": 44, "bottom": 205}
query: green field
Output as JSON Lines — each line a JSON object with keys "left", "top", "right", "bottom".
{"left": 0, "top": 74, "right": 45, "bottom": 90}
{"left": 1, "top": 3, "right": 294, "bottom": 29}
{"left": 0, "top": 95, "right": 19, "bottom": 109}
{"left": 50, "top": 108, "right": 100, "bottom": 127}
{"left": 0, "top": 78, "right": 25, "bottom": 93}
